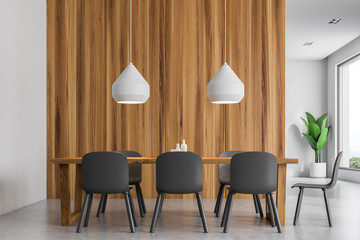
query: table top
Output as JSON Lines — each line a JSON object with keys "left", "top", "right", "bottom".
{"left": 49, "top": 156, "right": 298, "bottom": 165}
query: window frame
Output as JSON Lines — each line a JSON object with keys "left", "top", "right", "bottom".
{"left": 337, "top": 53, "right": 360, "bottom": 171}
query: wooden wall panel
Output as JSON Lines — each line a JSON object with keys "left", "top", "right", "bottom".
{"left": 47, "top": 0, "right": 80, "bottom": 199}
{"left": 105, "top": 0, "right": 165, "bottom": 199}
{"left": 47, "top": 0, "right": 285, "bottom": 199}
{"left": 164, "top": 0, "right": 226, "bottom": 199}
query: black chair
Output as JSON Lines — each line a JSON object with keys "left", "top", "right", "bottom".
{"left": 76, "top": 152, "right": 137, "bottom": 233}
{"left": 214, "top": 151, "right": 263, "bottom": 217}
{"left": 222, "top": 152, "right": 282, "bottom": 233}
{"left": 150, "top": 152, "right": 208, "bottom": 233}
{"left": 292, "top": 152, "right": 343, "bottom": 227}
{"left": 97, "top": 151, "right": 146, "bottom": 217}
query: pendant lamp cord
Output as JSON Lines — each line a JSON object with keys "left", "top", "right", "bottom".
{"left": 130, "top": 0, "right": 132, "bottom": 63}
{"left": 224, "top": 0, "right": 226, "bottom": 63}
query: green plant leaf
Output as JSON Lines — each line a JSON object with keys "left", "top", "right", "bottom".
{"left": 303, "top": 133, "right": 317, "bottom": 150}
{"left": 316, "top": 128, "right": 329, "bottom": 150}
{"left": 306, "top": 112, "right": 316, "bottom": 123}
{"left": 317, "top": 113, "right": 328, "bottom": 128}
{"left": 300, "top": 117, "right": 309, "bottom": 133}
{"left": 309, "top": 122, "right": 321, "bottom": 140}
{"left": 320, "top": 116, "right": 328, "bottom": 131}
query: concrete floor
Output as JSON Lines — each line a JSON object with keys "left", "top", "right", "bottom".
{"left": 0, "top": 178, "right": 360, "bottom": 240}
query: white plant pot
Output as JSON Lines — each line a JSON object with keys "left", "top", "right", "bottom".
{"left": 310, "top": 162, "right": 326, "bottom": 178}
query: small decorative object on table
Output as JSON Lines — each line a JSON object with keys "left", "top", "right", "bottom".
{"left": 170, "top": 141, "right": 188, "bottom": 152}
{"left": 181, "top": 139, "right": 188, "bottom": 151}
{"left": 301, "top": 112, "right": 331, "bottom": 178}
{"left": 175, "top": 143, "right": 181, "bottom": 151}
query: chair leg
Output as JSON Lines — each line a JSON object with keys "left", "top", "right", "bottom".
{"left": 128, "top": 192, "right": 138, "bottom": 227}
{"left": 102, "top": 194, "right": 108, "bottom": 213}
{"left": 223, "top": 192, "right": 235, "bottom": 233}
{"left": 266, "top": 193, "right": 275, "bottom": 227}
{"left": 214, "top": 184, "right": 225, "bottom": 216}
{"left": 96, "top": 194, "right": 105, "bottom": 217}
{"left": 84, "top": 193, "right": 93, "bottom": 227}
{"left": 196, "top": 193, "right": 209, "bottom": 233}
{"left": 216, "top": 184, "right": 226, "bottom": 217}
{"left": 135, "top": 183, "right": 145, "bottom": 217}
{"left": 269, "top": 193, "right": 282, "bottom": 233}
{"left": 221, "top": 191, "right": 231, "bottom": 227}
{"left": 150, "top": 193, "right": 163, "bottom": 233}
{"left": 322, "top": 188, "right": 333, "bottom": 227}
{"left": 158, "top": 193, "right": 164, "bottom": 217}
{"left": 293, "top": 187, "right": 304, "bottom": 226}
{"left": 253, "top": 194, "right": 259, "bottom": 214}
{"left": 214, "top": 184, "right": 221, "bottom": 213}
{"left": 76, "top": 193, "right": 90, "bottom": 233}
{"left": 137, "top": 183, "right": 147, "bottom": 213}
{"left": 255, "top": 194, "right": 264, "bottom": 218}
{"left": 124, "top": 192, "right": 136, "bottom": 233}
{"left": 156, "top": 194, "right": 164, "bottom": 227}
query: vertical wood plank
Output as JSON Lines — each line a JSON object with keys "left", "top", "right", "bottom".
{"left": 164, "top": 0, "right": 226, "bottom": 199}
{"left": 164, "top": 0, "right": 184, "bottom": 199}
{"left": 198, "top": 0, "right": 226, "bottom": 199}
{"left": 105, "top": 0, "right": 129, "bottom": 199}
{"left": 47, "top": 0, "right": 79, "bottom": 199}
{"left": 105, "top": 0, "right": 165, "bottom": 199}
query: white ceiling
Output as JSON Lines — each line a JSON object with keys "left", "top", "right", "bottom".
{"left": 286, "top": 0, "right": 360, "bottom": 60}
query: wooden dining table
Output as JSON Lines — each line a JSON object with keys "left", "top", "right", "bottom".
{"left": 49, "top": 156, "right": 297, "bottom": 227}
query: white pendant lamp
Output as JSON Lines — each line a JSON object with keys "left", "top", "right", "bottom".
{"left": 112, "top": 0, "right": 149, "bottom": 104}
{"left": 207, "top": 0, "right": 244, "bottom": 104}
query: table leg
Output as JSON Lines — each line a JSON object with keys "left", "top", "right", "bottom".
{"left": 74, "top": 164, "right": 83, "bottom": 213}
{"left": 59, "top": 164, "right": 82, "bottom": 226}
{"left": 276, "top": 164, "right": 287, "bottom": 226}
{"left": 60, "top": 164, "right": 71, "bottom": 226}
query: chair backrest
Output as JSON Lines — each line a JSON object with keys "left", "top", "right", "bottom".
{"left": 219, "top": 151, "right": 244, "bottom": 184}
{"left": 327, "top": 152, "right": 343, "bottom": 189}
{"left": 230, "top": 152, "right": 277, "bottom": 194}
{"left": 118, "top": 151, "right": 142, "bottom": 182}
{"left": 156, "top": 152, "right": 203, "bottom": 194}
{"left": 82, "top": 152, "right": 129, "bottom": 194}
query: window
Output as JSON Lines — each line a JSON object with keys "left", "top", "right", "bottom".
{"left": 338, "top": 55, "right": 360, "bottom": 169}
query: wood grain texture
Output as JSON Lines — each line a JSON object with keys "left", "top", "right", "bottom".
{"left": 164, "top": 0, "right": 225, "bottom": 199}
{"left": 276, "top": 164, "right": 287, "bottom": 225}
{"left": 47, "top": 0, "right": 285, "bottom": 199}
{"left": 59, "top": 164, "right": 71, "bottom": 225}
{"left": 49, "top": 157, "right": 298, "bottom": 165}
{"left": 74, "top": 164, "right": 83, "bottom": 212}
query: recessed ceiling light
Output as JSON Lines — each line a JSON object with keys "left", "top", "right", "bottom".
{"left": 303, "top": 42, "right": 314, "bottom": 46}
{"left": 329, "top": 18, "right": 341, "bottom": 24}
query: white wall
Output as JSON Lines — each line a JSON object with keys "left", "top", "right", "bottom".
{"left": 285, "top": 60, "right": 328, "bottom": 177}
{"left": 286, "top": 36, "right": 360, "bottom": 180}
{"left": 0, "top": 0, "right": 46, "bottom": 215}
{"left": 326, "top": 36, "right": 360, "bottom": 182}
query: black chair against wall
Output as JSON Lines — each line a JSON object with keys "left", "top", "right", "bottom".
{"left": 76, "top": 152, "right": 137, "bottom": 233}
{"left": 150, "top": 152, "right": 208, "bottom": 233}
{"left": 292, "top": 152, "right": 343, "bottom": 227}
{"left": 214, "top": 151, "right": 263, "bottom": 217}
{"left": 97, "top": 151, "right": 147, "bottom": 217}
{"left": 222, "top": 152, "right": 282, "bottom": 233}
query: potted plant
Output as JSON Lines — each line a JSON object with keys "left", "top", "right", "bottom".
{"left": 301, "top": 112, "right": 331, "bottom": 177}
